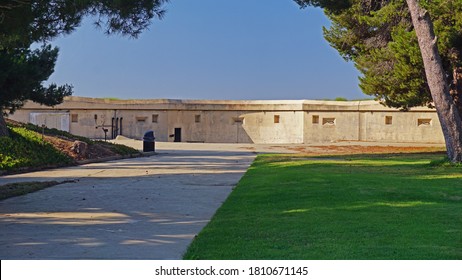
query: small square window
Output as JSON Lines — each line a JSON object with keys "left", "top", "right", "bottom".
{"left": 274, "top": 115, "right": 280, "bottom": 124}
{"left": 385, "top": 116, "right": 393, "bottom": 125}
{"left": 195, "top": 115, "right": 201, "bottom": 123}
{"left": 312, "top": 115, "right": 319, "bottom": 124}
{"left": 71, "top": 114, "right": 78, "bottom": 123}
{"left": 152, "top": 114, "right": 159, "bottom": 123}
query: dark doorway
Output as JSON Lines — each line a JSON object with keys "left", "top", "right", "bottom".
{"left": 119, "top": 117, "right": 123, "bottom": 136}
{"left": 111, "top": 117, "right": 123, "bottom": 139}
{"left": 174, "top": 128, "right": 182, "bottom": 142}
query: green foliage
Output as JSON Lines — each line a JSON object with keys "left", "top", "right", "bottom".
{"left": 294, "top": 0, "right": 352, "bottom": 13}
{"left": 0, "top": 1, "right": 169, "bottom": 50}
{"left": 0, "top": 0, "right": 168, "bottom": 125}
{"left": 0, "top": 45, "right": 73, "bottom": 115}
{"left": 0, "top": 127, "right": 73, "bottom": 171}
{"left": 319, "top": 0, "right": 462, "bottom": 110}
{"left": 0, "top": 121, "right": 139, "bottom": 172}
{"left": 28, "top": 122, "right": 139, "bottom": 155}
{"left": 184, "top": 154, "right": 462, "bottom": 259}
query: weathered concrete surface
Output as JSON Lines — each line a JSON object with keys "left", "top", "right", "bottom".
{"left": 10, "top": 96, "right": 446, "bottom": 144}
{"left": 0, "top": 145, "right": 256, "bottom": 259}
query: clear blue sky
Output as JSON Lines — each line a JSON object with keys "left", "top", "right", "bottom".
{"left": 48, "top": 0, "right": 366, "bottom": 101}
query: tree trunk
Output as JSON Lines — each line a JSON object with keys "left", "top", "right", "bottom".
{"left": 0, "top": 113, "right": 10, "bottom": 137}
{"left": 406, "top": 0, "right": 462, "bottom": 163}
{"left": 450, "top": 65, "right": 462, "bottom": 119}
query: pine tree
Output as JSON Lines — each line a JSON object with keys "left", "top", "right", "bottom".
{"left": 297, "top": 0, "right": 462, "bottom": 162}
{"left": 0, "top": 0, "right": 168, "bottom": 136}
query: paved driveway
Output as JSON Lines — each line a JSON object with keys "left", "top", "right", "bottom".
{"left": 0, "top": 145, "right": 255, "bottom": 259}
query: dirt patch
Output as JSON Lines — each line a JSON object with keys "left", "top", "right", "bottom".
{"left": 239, "top": 146, "right": 256, "bottom": 151}
{"left": 42, "top": 135, "right": 118, "bottom": 161}
{"left": 284, "top": 145, "right": 445, "bottom": 156}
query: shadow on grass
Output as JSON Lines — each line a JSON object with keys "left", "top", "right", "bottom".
{"left": 184, "top": 153, "right": 462, "bottom": 260}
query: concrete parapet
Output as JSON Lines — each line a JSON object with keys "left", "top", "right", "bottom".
{"left": 8, "top": 97, "right": 444, "bottom": 144}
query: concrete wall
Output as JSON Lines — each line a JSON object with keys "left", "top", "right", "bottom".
{"left": 200, "top": 111, "right": 252, "bottom": 143}
{"left": 304, "top": 111, "right": 360, "bottom": 143}
{"left": 360, "top": 111, "right": 443, "bottom": 143}
{"left": 7, "top": 97, "right": 445, "bottom": 144}
{"left": 243, "top": 111, "right": 304, "bottom": 144}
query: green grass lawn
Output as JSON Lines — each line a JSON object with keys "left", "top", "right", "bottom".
{"left": 183, "top": 153, "right": 462, "bottom": 260}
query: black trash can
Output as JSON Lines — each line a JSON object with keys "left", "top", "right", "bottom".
{"left": 143, "top": 130, "right": 155, "bottom": 152}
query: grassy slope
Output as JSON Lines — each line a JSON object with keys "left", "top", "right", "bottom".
{"left": 0, "top": 126, "right": 73, "bottom": 171}
{"left": 184, "top": 154, "right": 462, "bottom": 260}
{"left": 0, "top": 121, "right": 139, "bottom": 173}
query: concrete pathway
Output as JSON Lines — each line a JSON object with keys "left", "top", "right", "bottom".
{"left": 0, "top": 144, "right": 256, "bottom": 259}
{"left": 0, "top": 141, "right": 444, "bottom": 259}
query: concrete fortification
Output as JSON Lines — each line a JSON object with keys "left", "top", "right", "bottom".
{"left": 9, "top": 96, "right": 444, "bottom": 144}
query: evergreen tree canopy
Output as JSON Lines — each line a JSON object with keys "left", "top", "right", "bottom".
{"left": 295, "top": 0, "right": 462, "bottom": 162}
{"left": 0, "top": 45, "right": 72, "bottom": 114}
{"left": 320, "top": 0, "right": 462, "bottom": 112}
{"left": 1, "top": 0, "right": 168, "bottom": 50}
{"left": 0, "top": 0, "right": 168, "bottom": 136}
{"left": 294, "top": 0, "right": 353, "bottom": 13}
